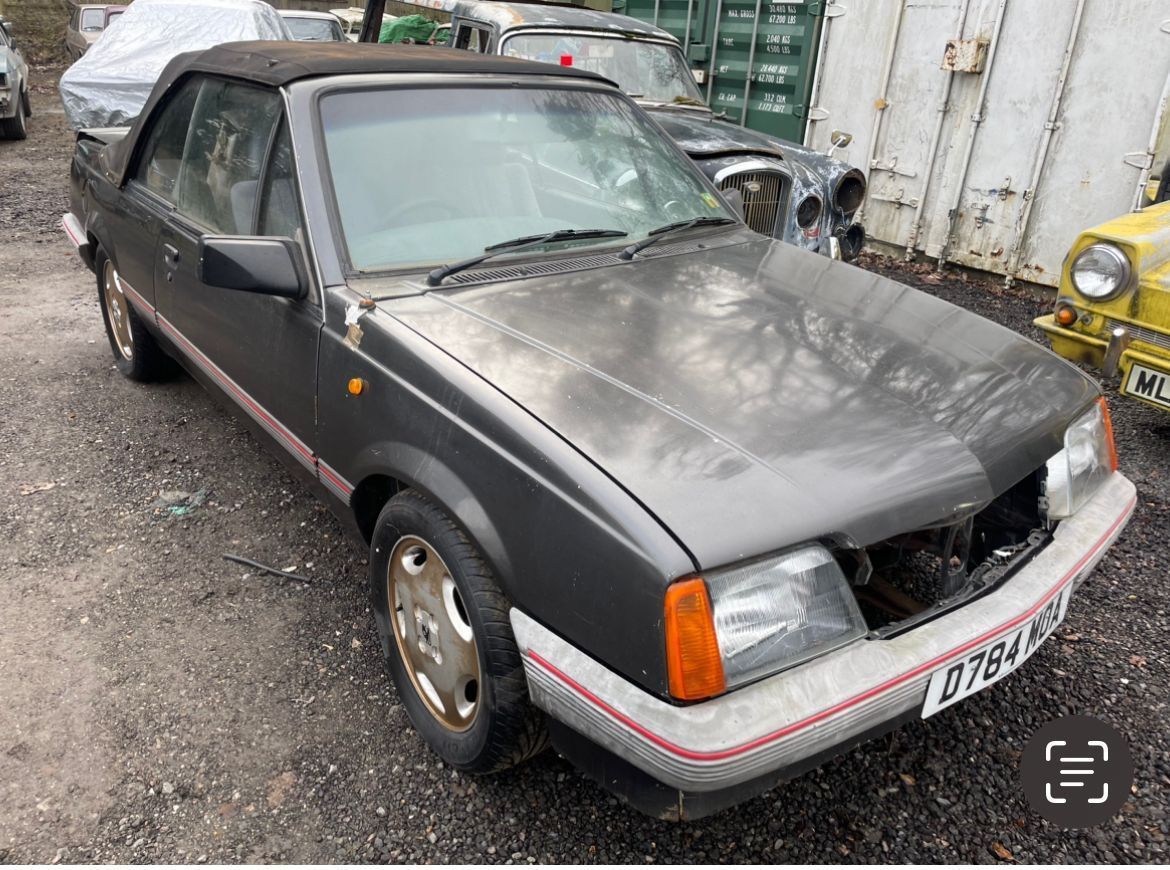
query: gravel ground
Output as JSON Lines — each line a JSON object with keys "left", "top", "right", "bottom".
{"left": 1, "top": 71, "right": 1167, "bottom": 864}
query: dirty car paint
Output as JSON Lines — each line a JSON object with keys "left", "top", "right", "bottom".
{"left": 383, "top": 235, "right": 1098, "bottom": 570}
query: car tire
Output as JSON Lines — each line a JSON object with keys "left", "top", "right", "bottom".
{"left": 1, "top": 95, "right": 27, "bottom": 140}
{"left": 95, "top": 249, "right": 168, "bottom": 381}
{"left": 369, "top": 489, "right": 548, "bottom": 774}
{"left": 22, "top": 88, "right": 32, "bottom": 119}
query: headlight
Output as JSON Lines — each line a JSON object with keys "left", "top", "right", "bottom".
{"left": 833, "top": 171, "right": 866, "bottom": 215}
{"left": 1070, "top": 243, "right": 1131, "bottom": 300}
{"left": 796, "top": 195, "right": 822, "bottom": 229}
{"left": 1044, "top": 397, "right": 1118, "bottom": 519}
{"left": 664, "top": 545, "right": 866, "bottom": 700}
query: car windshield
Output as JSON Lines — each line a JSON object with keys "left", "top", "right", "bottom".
{"left": 501, "top": 34, "right": 703, "bottom": 104}
{"left": 320, "top": 85, "right": 733, "bottom": 274}
{"left": 285, "top": 16, "right": 343, "bottom": 40}
{"left": 80, "top": 7, "right": 105, "bottom": 30}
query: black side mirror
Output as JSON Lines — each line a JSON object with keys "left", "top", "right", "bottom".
{"left": 720, "top": 186, "right": 746, "bottom": 222}
{"left": 199, "top": 236, "right": 307, "bottom": 299}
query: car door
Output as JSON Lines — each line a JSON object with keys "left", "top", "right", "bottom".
{"left": 114, "top": 75, "right": 204, "bottom": 314}
{"left": 64, "top": 7, "right": 81, "bottom": 59}
{"left": 153, "top": 78, "right": 320, "bottom": 473}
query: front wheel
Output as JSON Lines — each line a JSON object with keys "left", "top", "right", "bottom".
{"left": 0, "top": 95, "right": 27, "bottom": 140}
{"left": 369, "top": 490, "right": 547, "bottom": 773}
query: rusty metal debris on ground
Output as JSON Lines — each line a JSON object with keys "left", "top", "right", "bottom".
{"left": 223, "top": 553, "right": 310, "bottom": 583}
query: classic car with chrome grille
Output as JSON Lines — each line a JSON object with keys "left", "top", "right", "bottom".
{"left": 360, "top": 0, "right": 867, "bottom": 259}
{"left": 1036, "top": 201, "right": 1170, "bottom": 414}
{"left": 63, "top": 42, "right": 1134, "bottom": 820}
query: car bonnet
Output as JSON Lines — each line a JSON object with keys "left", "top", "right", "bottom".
{"left": 382, "top": 239, "right": 1098, "bottom": 569}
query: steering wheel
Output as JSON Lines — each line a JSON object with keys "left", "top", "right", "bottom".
{"left": 661, "top": 199, "right": 690, "bottom": 221}
{"left": 378, "top": 197, "right": 459, "bottom": 229}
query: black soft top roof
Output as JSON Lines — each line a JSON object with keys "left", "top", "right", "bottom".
{"left": 102, "top": 41, "right": 614, "bottom": 184}
{"left": 167, "top": 40, "right": 614, "bottom": 87}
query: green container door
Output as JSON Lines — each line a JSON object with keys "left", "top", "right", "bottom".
{"left": 619, "top": 0, "right": 699, "bottom": 45}
{"left": 706, "top": 0, "right": 822, "bottom": 141}
{"left": 620, "top": 0, "right": 824, "bottom": 143}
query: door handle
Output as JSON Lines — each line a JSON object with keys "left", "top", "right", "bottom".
{"left": 162, "top": 243, "right": 180, "bottom": 268}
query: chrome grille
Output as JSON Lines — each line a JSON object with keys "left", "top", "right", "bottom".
{"left": 1106, "top": 317, "right": 1170, "bottom": 353}
{"left": 718, "top": 170, "right": 787, "bottom": 236}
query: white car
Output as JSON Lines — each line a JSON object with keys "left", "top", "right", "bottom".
{"left": 278, "top": 9, "right": 346, "bottom": 42}
{"left": 58, "top": 0, "right": 292, "bottom": 128}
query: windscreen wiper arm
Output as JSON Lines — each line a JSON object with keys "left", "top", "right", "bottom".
{"left": 427, "top": 228, "right": 628, "bottom": 287}
{"left": 618, "top": 216, "right": 737, "bottom": 261}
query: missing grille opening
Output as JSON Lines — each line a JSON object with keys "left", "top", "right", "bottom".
{"left": 842, "top": 466, "right": 1050, "bottom": 637}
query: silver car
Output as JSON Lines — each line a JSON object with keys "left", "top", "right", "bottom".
{"left": 0, "top": 17, "right": 30, "bottom": 140}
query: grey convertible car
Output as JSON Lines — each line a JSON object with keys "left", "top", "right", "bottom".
{"left": 63, "top": 43, "right": 1135, "bottom": 820}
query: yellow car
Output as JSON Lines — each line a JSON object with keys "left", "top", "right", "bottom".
{"left": 1036, "top": 200, "right": 1170, "bottom": 412}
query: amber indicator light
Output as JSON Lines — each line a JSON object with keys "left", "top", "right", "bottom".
{"left": 1055, "top": 304, "right": 1078, "bottom": 326}
{"left": 347, "top": 378, "right": 366, "bottom": 396}
{"left": 1098, "top": 396, "right": 1119, "bottom": 472}
{"left": 664, "top": 578, "right": 726, "bottom": 701}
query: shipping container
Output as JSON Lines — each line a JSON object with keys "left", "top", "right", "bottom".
{"left": 618, "top": 0, "right": 825, "bottom": 142}
{"left": 802, "top": 0, "right": 1170, "bottom": 287}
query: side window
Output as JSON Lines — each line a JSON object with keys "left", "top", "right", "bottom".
{"left": 133, "top": 76, "right": 202, "bottom": 202}
{"left": 257, "top": 122, "right": 304, "bottom": 239}
{"left": 80, "top": 7, "right": 104, "bottom": 30}
{"left": 175, "top": 80, "right": 281, "bottom": 234}
{"left": 454, "top": 23, "right": 489, "bottom": 52}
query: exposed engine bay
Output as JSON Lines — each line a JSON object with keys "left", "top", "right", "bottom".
{"left": 843, "top": 467, "right": 1050, "bottom": 637}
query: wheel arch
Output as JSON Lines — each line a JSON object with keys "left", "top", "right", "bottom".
{"left": 84, "top": 214, "right": 116, "bottom": 274}
{"left": 346, "top": 442, "right": 515, "bottom": 587}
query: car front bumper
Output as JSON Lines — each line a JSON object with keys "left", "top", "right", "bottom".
{"left": 510, "top": 472, "right": 1136, "bottom": 815}
{"left": 1036, "top": 314, "right": 1170, "bottom": 409}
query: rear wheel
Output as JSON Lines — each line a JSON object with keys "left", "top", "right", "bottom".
{"left": 95, "top": 249, "right": 167, "bottom": 381}
{"left": 369, "top": 490, "right": 547, "bottom": 773}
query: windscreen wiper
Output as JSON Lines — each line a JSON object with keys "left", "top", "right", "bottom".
{"left": 426, "top": 228, "right": 628, "bottom": 287}
{"left": 618, "top": 216, "right": 737, "bottom": 261}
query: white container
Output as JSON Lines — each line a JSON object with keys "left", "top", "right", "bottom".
{"left": 804, "top": 0, "right": 1170, "bottom": 287}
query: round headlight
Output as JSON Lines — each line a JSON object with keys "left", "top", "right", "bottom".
{"left": 833, "top": 171, "right": 866, "bottom": 215}
{"left": 1070, "top": 244, "right": 1131, "bottom": 300}
{"left": 796, "top": 195, "right": 822, "bottom": 229}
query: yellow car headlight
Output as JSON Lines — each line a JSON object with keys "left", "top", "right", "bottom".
{"left": 1070, "top": 243, "right": 1131, "bottom": 301}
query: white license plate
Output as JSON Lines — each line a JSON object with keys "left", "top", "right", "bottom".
{"left": 1124, "top": 362, "right": 1170, "bottom": 410}
{"left": 921, "top": 585, "right": 1070, "bottom": 718}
